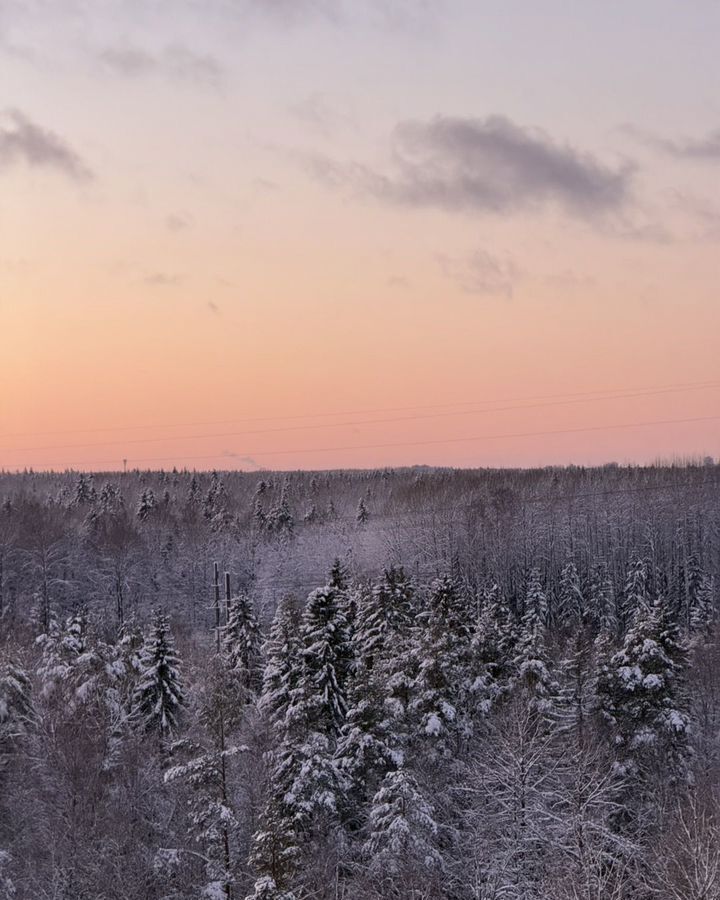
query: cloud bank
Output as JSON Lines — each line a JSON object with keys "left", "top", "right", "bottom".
{"left": 308, "top": 114, "right": 632, "bottom": 219}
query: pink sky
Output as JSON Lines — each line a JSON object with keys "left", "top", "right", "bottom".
{"left": 1, "top": 2, "right": 719, "bottom": 471}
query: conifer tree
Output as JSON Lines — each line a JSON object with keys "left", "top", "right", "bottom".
{"left": 132, "top": 610, "right": 185, "bottom": 740}
{"left": 687, "top": 557, "right": 715, "bottom": 637}
{"left": 471, "top": 582, "right": 519, "bottom": 714}
{"left": 596, "top": 594, "right": 690, "bottom": 786}
{"left": 223, "top": 591, "right": 262, "bottom": 698}
{"left": 556, "top": 560, "right": 584, "bottom": 630}
{"left": 512, "top": 569, "right": 556, "bottom": 706}
{"left": 165, "top": 656, "right": 245, "bottom": 900}
{"left": 73, "top": 472, "right": 96, "bottom": 507}
{"left": 297, "top": 584, "right": 352, "bottom": 738}
{"left": 588, "top": 561, "right": 617, "bottom": 637}
{"left": 620, "top": 556, "right": 649, "bottom": 633}
{"left": 250, "top": 593, "right": 328, "bottom": 896}
{"left": 362, "top": 767, "right": 442, "bottom": 891}
{"left": 356, "top": 498, "right": 368, "bottom": 525}
{"left": 267, "top": 482, "right": 294, "bottom": 537}
{"left": 413, "top": 575, "right": 474, "bottom": 756}
{"left": 259, "top": 597, "right": 301, "bottom": 730}
{"left": 136, "top": 488, "right": 156, "bottom": 522}
{"left": 0, "top": 661, "right": 34, "bottom": 756}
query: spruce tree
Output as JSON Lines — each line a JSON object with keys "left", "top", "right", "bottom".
{"left": 470, "top": 582, "right": 518, "bottom": 714}
{"left": 362, "top": 767, "right": 442, "bottom": 889}
{"left": 136, "top": 488, "right": 156, "bottom": 522}
{"left": 620, "top": 556, "right": 649, "bottom": 633}
{"left": 132, "top": 610, "right": 185, "bottom": 739}
{"left": 223, "top": 591, "right": 262, "bottom": 699}
{"left": 413, "top": 575, "right": 474, "bottom": 756}
{"left": 512, "top": 569, "right": 556, "bottom": 706}
{"left": 165, "top": 657, "right": 244, "bottom": 900}
{"left": 259, "top": 596, "right": 301, "bottom": 730}
{"left": 297, "top": 584, "right": 352, "bottom": 738}
{"left": 556, "top": 560, "right": 584, "bottom": 630}
{"left": 0, "top": 661, "right": 34, "bottom": 756}
{"left": 596, "top": 593, "right": 690, "bottom": 784}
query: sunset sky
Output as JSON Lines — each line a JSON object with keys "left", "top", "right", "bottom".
{"left": 1, "top": 0, "right": 719, "bottom": 472}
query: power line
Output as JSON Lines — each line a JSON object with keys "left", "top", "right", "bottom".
{"left": 2, "top": 377, "right": 718, "bottom": 441}
{"left": 4, "top": 412, "right": 717, "bottom": 472}
{"left": 6, "top": 382, "right": 720, "bottom": 455}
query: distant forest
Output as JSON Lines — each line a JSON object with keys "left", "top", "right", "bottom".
{"left": 0, "top": 463, "right": 719, "bottom": 898}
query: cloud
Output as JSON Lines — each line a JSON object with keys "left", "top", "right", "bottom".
{"left": 143, "top": 272, "right": 181, "bottom": 287}
{"left": 438, "top": 250, "right": 519, "bottom": 298}
{"left": 622, "top": 124, "right": 720, "bottom": 161}
{"left": 306, "top": 114, "right": 632, "bottom": 219}
{"left": 99, "top": 44, "right": 225, "bottom": 88}
{"left": 207, "top": 301, "right": 220, "bottom": 314}
{"left": 0, "top": 109, "right": 92, "bottom": 181}
{"left": 289, "top": 93, "right": 351, "bottom": 137}
{"left": 165, "top": 212, "right": 192, "bottom": 232}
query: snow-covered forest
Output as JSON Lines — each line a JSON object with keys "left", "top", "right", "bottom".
{"left": 1, "top": 463, "right": 719, "bottom": 899}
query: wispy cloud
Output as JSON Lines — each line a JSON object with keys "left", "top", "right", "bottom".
{"left": 622, "top": 124, "right": 720, "bottom": 161}
{"left": 99, "top": 44, "right": 225, "bottom": 88}
{"left": 438, "top": 250, "right": 519, "bottom": 298}
{"left": 143, "top": 272, "right": 182, "bottom": 287}
{"left": 0, "top": 109, "right": 92, "bottom": 181}
{"left": 289, "top": 93, "right": 352, "bottom": 137}
{"left": 305, "top": 114, "right": 633, "bottom": 219}
{"left": 165, "top": 212, "right": 193, "bottom": 232}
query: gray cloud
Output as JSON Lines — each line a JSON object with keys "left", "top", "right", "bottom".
{"left": 307, "top": 115, "right": 632, "bottom": 219}
{"left": 646, "top": 128, "right": 720, "bottom": 162}
{"left": 438, "top": 250, "right": 519, "bottom": 298}
{"left": 165, "top": 212, "right": 192, "bottom": 232}
{"left": 99, "top": 44, "right": 225, "bottom": 88}
{"left": 289, "top": 93, "right": 352, "bottom": 137}
{"left": 143, "top": 272, "right": 182, "bottom": 287}
{"left": 0, "top": 109, "right": 92, "bottom": 181}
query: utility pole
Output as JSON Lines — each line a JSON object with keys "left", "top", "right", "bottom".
{"left": 224, "top": 571, "right": 232, "bottom": 625}
{"left": 213, "top": 561, "right": 221, "bottom": 653}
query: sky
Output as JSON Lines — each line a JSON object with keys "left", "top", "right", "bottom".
{"left": 1, "top": 0, "right": 719, "bottom": 472}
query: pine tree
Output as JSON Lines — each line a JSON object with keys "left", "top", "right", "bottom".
{"left": 132, "top": 610, "right": 185, "bottom": 740}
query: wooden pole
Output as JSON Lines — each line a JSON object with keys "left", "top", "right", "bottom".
{"left": 213, "top": 561, "right": 221, "bottom": 653}
{"left": 224, "top": 571, "right": 232, "bottom": 625}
